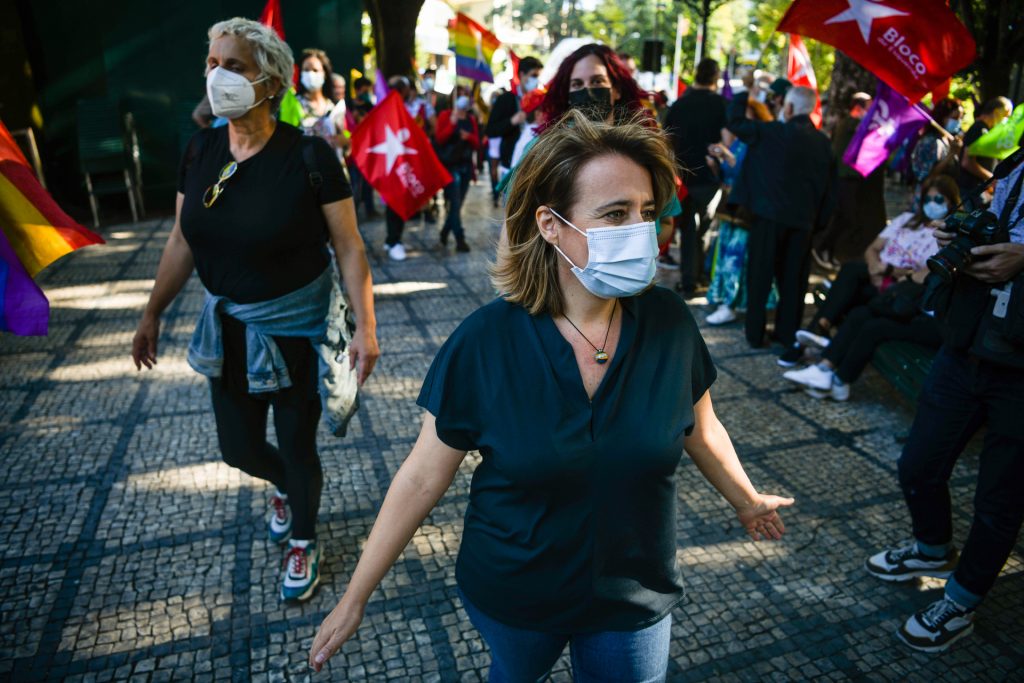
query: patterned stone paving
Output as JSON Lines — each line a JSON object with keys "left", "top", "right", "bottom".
{"left": 1, "top": 184, "right": 1022, "bottom": 681}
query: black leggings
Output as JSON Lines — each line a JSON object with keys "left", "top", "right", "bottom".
{"left": 813, "top": 261, "right": 878, "bottom": 331}
{"left": 823, "top": 305, "right": 942, "bottom": 384}
{"left": 209, "top": 317, "right": 323, "bottom": 540}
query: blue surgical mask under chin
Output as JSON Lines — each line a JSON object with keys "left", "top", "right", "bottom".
{"left": 943, "top": 118, "right": 962, "bottom": 135}
{"left": 548, "top": 208, "right": 658, "bottom": 299}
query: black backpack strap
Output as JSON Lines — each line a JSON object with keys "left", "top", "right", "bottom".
{"left": 299, "top": 137, "right": 324, "bottom": 200}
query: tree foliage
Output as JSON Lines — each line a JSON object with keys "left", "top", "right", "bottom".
{"left": 950, "top": 0, "right": 1024, "bottom": 103}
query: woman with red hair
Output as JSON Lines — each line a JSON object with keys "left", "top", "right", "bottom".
{"left": 537, "top": 43, "right": 653, "bottom": 131}
{"left": 499, "top": 43, "right": 681, "bottom": 250}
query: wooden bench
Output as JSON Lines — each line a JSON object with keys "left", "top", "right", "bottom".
{"left": 871, "top": 340, "right": 936, "bottom": 403}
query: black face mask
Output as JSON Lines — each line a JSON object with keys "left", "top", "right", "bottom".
{"left": 567, "top": 87, "right": 613, "bottom": 119}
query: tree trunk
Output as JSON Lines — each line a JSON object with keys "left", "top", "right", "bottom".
{"left": 823, "top": 51, "right": 876, "bottom": 135}
{"left": 364, "top": 0, "right": 425, "bottom": 79}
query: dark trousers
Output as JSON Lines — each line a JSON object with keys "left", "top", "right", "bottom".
{"left": 814, "top": 261, "right": 878, "bottom": 329}
{"left": 822, "top": 305, "right": 941, "bottom": 383}
{"left": 898, "top": 346, "right": 1024, "bottom": 599}
{"left": 209, "top": 320, "right": 324, "bottom": 540}
{"left": 385, "top": 207, "right": 405, "bottom": 247}
{"left": 442, "top": 165, "right": 473, "bottom": 240}
{"left": 347, "top": 162, "right": 375, "bottom": 215}
{"left": 746, "top": 217, "right": 811, "bottom": 347}
{"left": 679, "top": 183, "right": 720, "bottom": 293}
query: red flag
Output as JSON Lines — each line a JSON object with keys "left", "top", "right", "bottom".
{"left": 677, "top": 78, "right": 688, "bottom": 98}
{"left": 259, "top": 0, "right": 285, "bottom": 39}
{"left": 509, "top": 50, "right": 521, "bottom": 95}
{"left": 931, "top": 78, "right": 951, "bottom": 103}
{"left": 351, "top": 91, "right": 453, "bottom": 220}
{"left": 787, "top": 35, "right": 823, "bottom": 128}
{"left": 777, "top": 0, "right": 976, "bottom": 104}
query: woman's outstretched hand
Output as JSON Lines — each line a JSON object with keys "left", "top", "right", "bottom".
{"left": 735, "top": 494, "right": 795, "bottom": 541}
{"left": 309, "top": 597, "right": 365, "bottom": 672}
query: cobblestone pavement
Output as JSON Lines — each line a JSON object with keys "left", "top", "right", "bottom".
{"left": 2, "top": 183, "right": 1022, "bottom": 682}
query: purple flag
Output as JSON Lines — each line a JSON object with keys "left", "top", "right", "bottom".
{"left": 721, "top": 64, "right": 733, "bottom": 102}
{"left": 843, "top": 82, "right": 929, "bottom": 178}
{"left": 0, "top": 227, "right": 48, "bottom": 336}
{"left": 373, "top": 69, "right": 390, "bottom": 105}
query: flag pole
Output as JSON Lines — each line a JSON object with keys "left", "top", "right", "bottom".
{"left": 671, "top": 14, "right": 685, "bottom": 98}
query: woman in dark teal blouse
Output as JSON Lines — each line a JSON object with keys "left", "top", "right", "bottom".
{"left": 311, "top": 112, "right": 794, "bottom": 680}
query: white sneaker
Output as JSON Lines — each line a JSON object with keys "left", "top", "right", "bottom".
{"left": 705, "top": 305, "right": 737, "bottom": 325}
{"left": 387, "top": 243, "right": 407, "bottom": 261}
{"left": 795, "top": 329, "right": 831, "bottom": 350}
{"left": 783, "top": 364, "right": 834, "bottom": 391}
{"left": 805, "top": 377, "right": 850, "bottom": 402}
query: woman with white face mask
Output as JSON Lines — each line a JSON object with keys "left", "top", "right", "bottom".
{"left": 296, "top": 48, "right": 348, "bottom": 155}
{"left": 131, "top": 18, "right": 379, "bottom": 603}
{"left": 310, "top": 111, "right": 793, "bottom": 679}
{"left": 782, "top": 175, "right": 960, "bottom": 401}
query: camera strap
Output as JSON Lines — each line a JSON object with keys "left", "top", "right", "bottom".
{"left": 999, "top": 166, "right": 1024, "bottom": 233}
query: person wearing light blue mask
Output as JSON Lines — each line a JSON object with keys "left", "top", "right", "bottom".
{"left": 310, "top": 110, "right": 794, "bottom": 680}
{"left": 911, "top": 98, "right": 965, "bottom": 203}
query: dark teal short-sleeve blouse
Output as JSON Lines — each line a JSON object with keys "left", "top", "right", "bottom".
{"left": 416, "top": 286, "right": 716, "bottom": 633}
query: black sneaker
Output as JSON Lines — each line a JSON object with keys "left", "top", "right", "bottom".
{"left": 897, "top": 597, "right": 975, "bottom": 653}
{"left": 455, "top": 239, "right": 471, "bottom": 253}
{"left": 865, "top": 542, "right": 959, "bottom": 582}
{"left": 776, "top": 344, "right": 804, "bottom": 368}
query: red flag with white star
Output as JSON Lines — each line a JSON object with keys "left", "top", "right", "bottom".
{"left": 777, "top": 0, "right": 975, "bottom": 104}
{"left": 351, "top": 91, "right": 452, "bottom": 220}
{"left": 787, "top": 35, "right": 823, "bottom": 128}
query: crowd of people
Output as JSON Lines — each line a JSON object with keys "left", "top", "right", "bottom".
{"left": 130, "top": 16, "right": 1024, "bottom": 678}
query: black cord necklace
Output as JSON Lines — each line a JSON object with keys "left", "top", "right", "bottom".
{"left": 562, "top": 301, "right": 616, "bottom": 364}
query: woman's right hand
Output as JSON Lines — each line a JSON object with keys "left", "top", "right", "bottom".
{"left": 309, "top": 597, "right": 365, "bottom": 672}
{"left": 132, "top": 315, "right": 160, "bottom": 370}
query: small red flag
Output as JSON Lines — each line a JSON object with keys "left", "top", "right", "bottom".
{"left": 787, "top": 35, "right": 823, "bottom": 128}
{"left": 509, "top": 50, "right": 521, "bottom": 95}
{"left": 777, "top": 0, "right": 975, "bottom": 104}
{"left": 351, "top": 92, "right": 453, "bottom": 221}
{"left": 259, "top": 0, "right": 285, "bottom": 39}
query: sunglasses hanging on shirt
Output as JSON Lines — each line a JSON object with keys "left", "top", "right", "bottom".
{"left": 203, "top": 161, "right": 238, "bottom": 208}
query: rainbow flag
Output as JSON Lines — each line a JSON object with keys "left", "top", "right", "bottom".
{"left": 0, "top": 120, "right": 104, "bottom": 335}
{"left": 452, "top": 13, "right": 501, "bottom": 83}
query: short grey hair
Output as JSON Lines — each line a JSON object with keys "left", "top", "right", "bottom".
{"left": 208, "top": 18, "right": 294, "bottom": 102}
{"left": 785, "top": 86, "right": 817, "bottom": 117}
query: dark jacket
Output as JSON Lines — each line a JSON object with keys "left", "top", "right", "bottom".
{"left": 435, "top": 110, "right": 480, "bottom": 169}
{"left": 663, "top": 88, "right": 727, "bottom": 187}
{"left": 726, "top": 91, "right": 836, "bottom": 229}
{"left": 484, "top": 90, "right": 521, "bottom": 168}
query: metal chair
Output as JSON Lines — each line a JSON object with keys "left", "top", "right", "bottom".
{"left": 75, "top": 98, "right": 145, "bottom": 227}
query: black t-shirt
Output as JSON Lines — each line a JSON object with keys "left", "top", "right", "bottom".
{"left": 417, "top": 287, "right": 717, "bottom": 633}
{"left": 664, "top": 88, "right": 727, "bottom": 187}
{"left": 178, "top": 124, "right": 351, "bottom": 303}
{"left": 959, "top": 121, "right": 995, "bottom": 189}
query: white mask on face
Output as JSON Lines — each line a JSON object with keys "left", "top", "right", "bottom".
{"left": 300, "top": 70, "right": 325, "bottom": 92}
{"left": 522, "top": 75, "right": 539, "bottom": 94}
{"left": 547, "top": 208, "right": 658, "bottom": 299}
{"left": 207, "top": 67, "right": 271, "bottom": 119}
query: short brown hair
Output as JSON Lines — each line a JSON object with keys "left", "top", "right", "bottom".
{"left": 492, "top": 110, "right": 677, "bottom": 317}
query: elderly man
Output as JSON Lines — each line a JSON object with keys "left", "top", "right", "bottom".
{"left": 726, "top": 85, "right": 836, "bottom": 354}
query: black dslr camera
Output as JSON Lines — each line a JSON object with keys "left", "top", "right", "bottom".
{"left": 926, "top": 209, "right": 1009, "bottom": 283}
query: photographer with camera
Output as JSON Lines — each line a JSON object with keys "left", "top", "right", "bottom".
{"left": 864, "top": 150, "right": 1024, "bottom": 653}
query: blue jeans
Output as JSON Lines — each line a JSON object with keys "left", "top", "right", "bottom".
{"left": 442, "top": 165, "right": 472, "bottom": 240}
{"left": 459, "top": 589, "right": 671, "bottom": 683}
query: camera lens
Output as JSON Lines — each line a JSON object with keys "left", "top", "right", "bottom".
{"left": 926, "top": 253, "right": 957, "bottom": 282}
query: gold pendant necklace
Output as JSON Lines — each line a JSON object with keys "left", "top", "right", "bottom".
{"left": 562, "top": 301, "right": 616, "bottom": 364}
